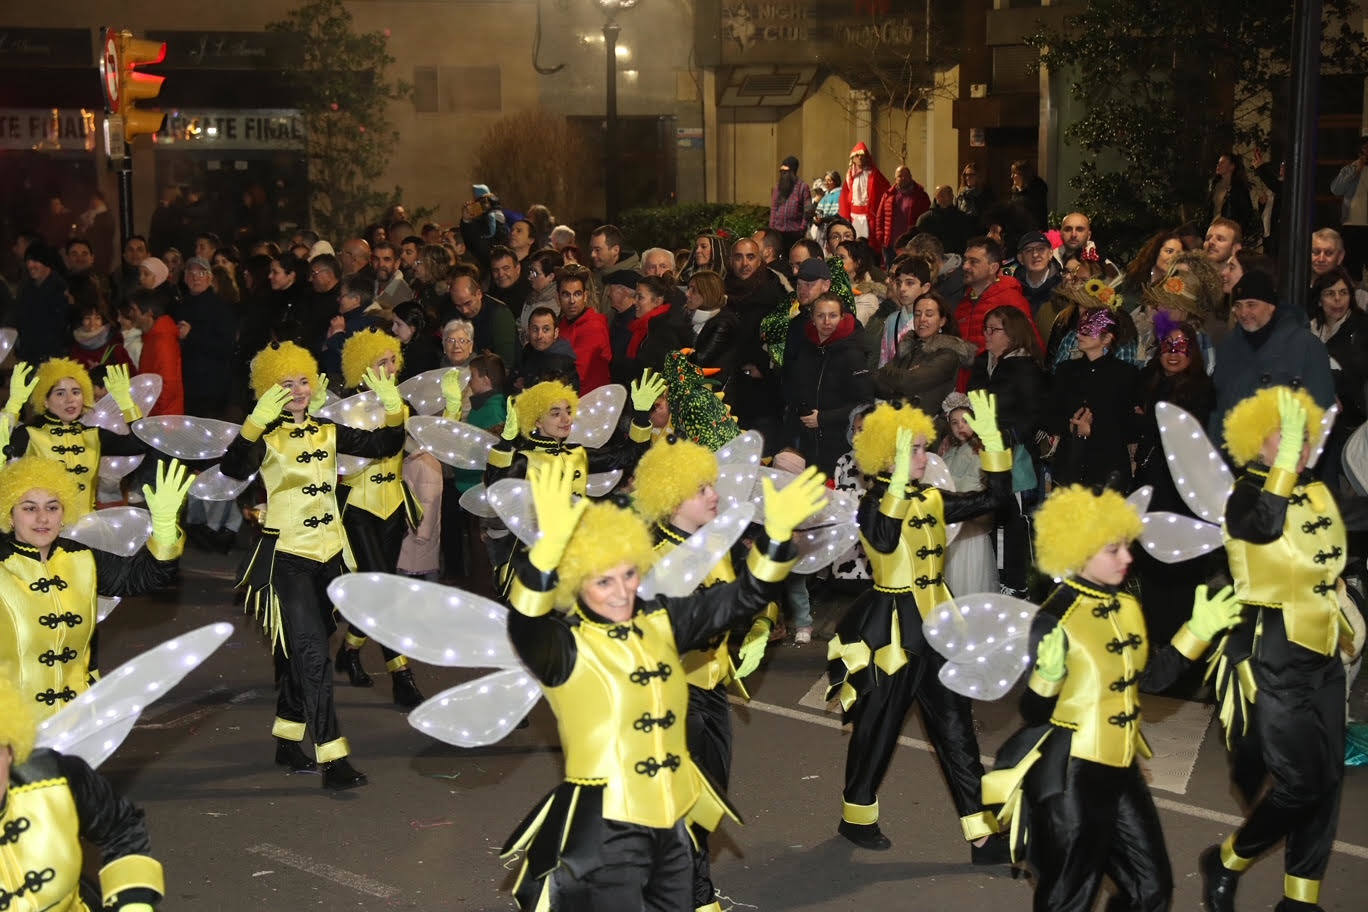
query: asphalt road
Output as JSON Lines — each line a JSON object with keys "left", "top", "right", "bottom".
{"left": 94, "top": 547, "right": 1368, "bottom": 911}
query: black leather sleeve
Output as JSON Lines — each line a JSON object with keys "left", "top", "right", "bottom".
{"left": 857, "top": 481, "right": 904, "bottom": 555}
{"left": 59, "top": 750, "right": 162, "bottom": 908}
{"left": 334, "top": 421, "right": 406, "bottom": 459}
{"left": 1019, "top": 610, "right": 1062, "bottom": 725}
{"left": 98, "top": 426, "right": 148, "bottom": 457}
{"left": 941, "top": 465, "right": 1012, "bottom": 524}
{"left": 85, "top": 542, "right": 178, "bottom": 598}
{"left": 667, "top": 533, "right": 796, "bottom": 653}
{"left": 219, "top": 431, "right": 266, "bottom": 480}
{"left": 1223, "top": 473, "right": 1287, "bottom": 545}
{"left": 505, "top": 558, "right": 578, "bottom": 688}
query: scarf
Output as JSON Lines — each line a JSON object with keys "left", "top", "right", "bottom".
{"left": 73, "top": 325, "right": 112, "bottom": 351}
{"left": 627, "top": 303, "right": 671, "bottom": 358}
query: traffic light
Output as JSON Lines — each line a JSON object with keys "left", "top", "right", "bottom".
{"left": 117, "top": 33, "right": 166, "bottom": 139}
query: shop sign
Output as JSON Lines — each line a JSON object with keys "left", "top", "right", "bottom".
{"left": 156, "top": 109, "right": 305, "bottom": 150}
{"left": 0, "top": 108, "right": 98, "bottom": 152}
{"left": 701, "top": 0, "right": 930, "bottom": 67}
{"left": 147, "top": 31, "right": 299, "bottom": 70}
{"left": 0, "top": 28, "right": 93, "bottom": 67}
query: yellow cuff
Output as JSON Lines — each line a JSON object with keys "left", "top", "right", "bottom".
{"left": 842, "top": 799, "right": 879, "bottom": 825}
{"left": 384, "top": 404, "right": 408, "bottom": 427}
{"left": 1284, "top": 874, "right": 1319, "bottom": 904}
{"left": 99, "top": 854, "right": 165, "bottom": 905}
{"left": 487, "top": 447, "right": 513, "bottom": 469}
{"left": 344, "top": 632, "right": 368, "bottom": 649}
{"left": 747, "top": 547, "right": 796, "bottom": 583}
{"left": 1262, "top": 467, "right": 1297, "bottom": 498}
{"left": 878, "top": 490, "right": 911, "bottom": 520}
{"left": 1171, "top": 623, "right": 1210, "bottom": 661}
{"left": 961, "top": 810, "right": 999, "bottom": 841}
{"left": 760, "top": 601, "right": 781, "bottom": 625}
{"left": 316, "top": 737, "right": 350, "bottom": 763}
{"left": 147, "top": 528, "right": 185, "bottom": 562}
{"left": 1220, "top": 832, "right": 1253, "bottom": 872}
{"left": 385, "top": 655, "right": 409, "bottom": 672}
{"left": 272, "top": 717, "right": 306, "bottom": 741}
{"left": 629, "top": 421, "right": 652, "bottom": 443}
{"left": 979, "top": 449, "right": 1013, "bottom": 472}
{"left": 120, "top": 404, "right": 143, "bottom": 423}
{"left": 240, "top": 418, "right": 266, "bottom": 442}
{"left": 1028, "top": 669, "right": 1063, "bottom": 697}
{"left": 510, "top": 575, "right": 556, "bottom": 618}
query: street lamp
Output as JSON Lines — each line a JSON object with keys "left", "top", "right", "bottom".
{"left": 596, "top": 0, "right": 638, "bottom": 223}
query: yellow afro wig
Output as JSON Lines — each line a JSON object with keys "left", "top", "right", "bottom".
{"left": 516, "top": 380, "right": 579, "bottom": 435}
{"left": 554, "top": 501, "right": 658, "bottom": 609}
{"left": 0, "top": 674, "right": 37, "bottom": 764}
{"left": 853, "top": 402, "right": 937, "bottom": 476}
{"left": 341, "top": 327, "right": 404, "bottom": 390}
{"left": 632, "top": 436, "right": 719, "bottom": 523}
{"left": 250, "top": 341, "right": 319, "bottom": 399}
{"left": 31, "top": 357, "right": 94, "bottom": 412}
{"left": 1033, "top": 485, "right": 1143, "bottom": 579}
{"left": 1222, "top": 386, "right": 1324, "bottom": 467}
{"left": 0, "top": 456, "right": 85, "bottom": 531}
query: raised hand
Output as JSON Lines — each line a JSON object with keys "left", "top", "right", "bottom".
{"left": 964, "top": 390, "right": 1005, "bottom": 452}
{"left": 501, "top": 396, "right": 520, "bottom": 441}
{"left": 526, "top": 458, "right": 589, "bottom": 572}
{"left": 363, "top": 366, "right": 403, "bottom": 414}
{"left": 888, "top": 427, "right": 914, "bottom": 493}
{"left": 630, "top": 368, "right": 668, "bottom": 412}
{"left": 105, "top": 364, "right": 136, "bottom": 413}
{"left": 441, "top": 369, "right": 464, "bottom": 419}
{"left": 1272, "top": 387, "right": 1308, "bottom": 473}
{"left": 307, "top": 373, "right": 330, "bottom": 414}
{"left": 761, "top": 465, "right": 829, "bottom": 542}
{"left": 5, "top": 361, "right": 38, "bottom": 418}
{"left": 143, "top": 458, "right": 193, "bottom": 546}
{"left": 248, "top": 385, "right": 293, "bottom": 429}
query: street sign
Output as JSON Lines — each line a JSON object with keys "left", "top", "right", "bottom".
{"left": 101, "top": 26, "right": 121, "bottom": 113}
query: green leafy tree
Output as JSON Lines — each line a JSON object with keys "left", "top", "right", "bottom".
{"left": 267, "top": 0, "right": 410, "bottom": 239}
{"left": 1030, "top": 0, "right": 1368, "bottom": 258}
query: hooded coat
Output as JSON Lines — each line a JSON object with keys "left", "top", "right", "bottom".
{"left": 954, "top": 275, "right": 1044, "bottom": 355}
{"left": 783, "top": 312, "right": 874, "bottom": 473}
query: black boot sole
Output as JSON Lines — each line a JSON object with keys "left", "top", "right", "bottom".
{"left": 334, "top": 648, "right": 373, "bottom": 687}
{"left": 1199, "top": 845, "right": 1239, "bottom": 912}
{"left": 274, "top": 741, "right": 317, "bottom": 771}
{"left": 837, "top": 819, "right": 892, "bottom": 850}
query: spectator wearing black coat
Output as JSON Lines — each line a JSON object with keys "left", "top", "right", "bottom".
{"left": 783, "top": 293, "right": 873, "bottom": 473}
{"left": 174, "top": 257, "right": 237, "bottom": 417}
{"left": 13, "top": 242, "right": 71, "bottom": 364}
{"left": 603, "top": 270, "right": 641, "bottom": 384}
{"left": 1203, "top": 152, "right": 1262, "bottom": 252}
{"left": 626, "top": 275, "right": 693, "bottom": 377}
{"left": 1009, "top": 160, "right": 1049, "bottom": 230}
{"left": 684, "top": 271, "right": 740, "bottom": 386}
{"left": 915, "top": 185, "right": 978, "bottom": 257}
{"left": 513, "top": 306, "right": 581, "bottom": 391}
{"left": 1311, "top": 267, "right": 1368, "bottom": 489}
{"left": 391, "top": 300, "right": 443, "bottom": 382}
{"left": 725, "top": 238, "right": 792, "bottom": 444}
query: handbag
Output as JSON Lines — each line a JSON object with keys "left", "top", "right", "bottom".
{"left": 1010, "top": 444, "right": 1038, "bottom": 493}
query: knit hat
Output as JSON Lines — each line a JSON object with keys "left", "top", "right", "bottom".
{"left": 1232, "top": 269, "right": 1277, "bottom": 306}
{"left": 309, "top": 240, "right": 336, "bottom": 260}
{"left": 603, "top": 270, "right": 644, "bottom": 288}
{"left": 185, "top": 256, "right": 212, "bottom": 274}
{"left": 140, "top": 256, "right": 169, "bottom": 288}
{"left": 23, "top": 242, "right": 60, "bottom": 271}
{"left": 781, "top": 155, "right": 800, "bottom": 172}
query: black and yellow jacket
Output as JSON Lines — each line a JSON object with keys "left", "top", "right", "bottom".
{"left": 5, "top": 410, "right": 146, "bottom": 512}
{"left": 333, "top": 395, "right": 420, "bottom": 528}
{"left": 1, "top": 748, "right": 163, "bottom": 911}
{"left": 499, "top": 534, "right": 796, "bottom": 911}
{"left": 483, "top": 409, "right": 654, "bottom": 496}
{"left": 0, "top": 533, "right": 181, "bottom": 718}
{"left": 651, "top": 522, "right": 779, "bottom": 696}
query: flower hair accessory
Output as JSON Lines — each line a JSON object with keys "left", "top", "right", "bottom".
{"left": 1080, "top": 245, "right": 1100, "bottom": 262}
{"left": 1082, "top": 278, "right": 1123, "bottom": 311}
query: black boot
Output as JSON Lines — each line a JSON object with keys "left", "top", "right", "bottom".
{"left": 837, "top": 819, "right": 891, "bottom": 850}
{"left": 1200, "top": 845, "right": 1240, "bottom": 912}
{"left": 274, "top": 738, "right": 316, "bottom": 771}
{"left": 320, "top": 757, "right": 368, "bottom": 790}
{"left": 392, "top": 668, "right": 425, "bottom": 708}
{"left": 335, "top": 645, "right": 373, "bottom": 687}
{"left": 1274, "top": 901, "right": 1323, "bottom": 912}
{"left": 971, "top": 833, "right": 1011, "bottom": 865}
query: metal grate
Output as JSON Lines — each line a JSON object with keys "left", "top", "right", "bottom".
{"left": 737, "top": 72, "right": 801, "bottom": 97}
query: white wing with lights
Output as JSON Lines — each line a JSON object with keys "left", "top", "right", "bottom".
{"left": 407, "top": 415, "right": 499, "bottom": 469}
{"left": 637, "top": 504, "right": 755, "bottom": 600}
{"left": 63, "top": 506, "right": 152, "bottom": 556}
{"left": 132, "top": 415, "right": 241, "bottom": 460}
{"left": 399, "top": 368, "right": 464, "bottom": 416}
{"left": 84, "top": 375, "right": 163, "bottom": 435}
{"left": 923, "top": 594, "right": 1042, "bottom": 700}
{"left": 566, "top": 384, "right": 627, "bottom": 448}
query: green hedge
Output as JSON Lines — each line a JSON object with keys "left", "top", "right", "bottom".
{"left": 619, "top": 203, "right": 770, "bottom": 252}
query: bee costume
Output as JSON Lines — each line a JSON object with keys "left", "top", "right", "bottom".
{"left": 825, "top": 396, "right": 1013, "bottom": 854}
{"left": 981, "top": 485, "right": 1242, "bottom": 912}
{"left": 221, "top": 342, "right": 406, "bottom": 787}
{"left": 635, "top": 436, "right": 778, "bottom": 912}
{"left": 1, "top": 359, "right": 147, "bottom": 512}
{"left": 0, "top": 678, "right": 165, "bottom": 912}
{"left": 500, "top": 460, "right": 825, "bottom": 912}
{"left": 1201, "top": 388, "right": 1368, "bottom": 912}
{"left": 0, "top": 456, "right": 185, "bottom": 717}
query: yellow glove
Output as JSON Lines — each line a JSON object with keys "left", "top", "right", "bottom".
{"left": 0, "top": 413, "right": 11, "bottom": 454}
{"left": 363, "top": 366, "right": 403, "bottom": 414}
{"left": 5, "top": 361, "right": 37, "bottom": 419}
{"left": 307, "top": 373, "right": 330, "bottom": 414}
{"left": 964, "top": 390, "right": 1005, "bottom": 453}
{"left": 143, "top": 459, "right": 193, "bottom": 547}
{"left": 630, "top": 368, "right": 667, "bottom": 412}
{"left": 1272, "top": 387, "right": 1308, "bottom": 473}
{"left": 734, "top": 618, "right": 771, "bottom": 679}
{"left": 441, "top": 369, "right": 464, "bottom": 420}
{"left": 887, "top": 427, "right": 914, "bottom": 493}
{"left": 120, "top": 906, "right": 155, "bottom": 912}
{"left": 1034, "top": 625, "right": 1067, "bottom": 682}
{"left": 1188, "top": 584, "right": 1242, "bottom": 641}
{"left": 762, "top": 465, "right": 829, "bottom": 542}
{"left": 501, "top": 395, "right": 520, "bottom": 441}
{"left": 527, "top": 458, "right": 589, "bottom": 573}
{"left": 248, "top": 385, "right": 292, "bottom": 429}
{"left": 105, "top": 364, "right": 137, "bottom": 415}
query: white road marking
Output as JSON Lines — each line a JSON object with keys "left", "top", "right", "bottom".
{"left": 736, "top": 695, "right": 1368, "bottom": 862}
{"left": 246, "top": 843, "right": 401, "bottom": 899}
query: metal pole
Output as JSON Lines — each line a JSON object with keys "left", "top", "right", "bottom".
{"left": 1279, "top": 0, "right": 1322, "bottom": 302}
{"left": 117, "top": 141, "right": 135, "bottom": 247}
{"left": 604, "top": 21, "right": 620, "bottom": 223}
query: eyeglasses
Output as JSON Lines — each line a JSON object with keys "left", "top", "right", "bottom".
{"left": 443, "top": 336, "right": 472, "bottom": 347}
{"left": 983, "top": 325, "right": 1004, "bottom": 336}
{"left": 526, "top": 269, "right": 543, "bottom": 279}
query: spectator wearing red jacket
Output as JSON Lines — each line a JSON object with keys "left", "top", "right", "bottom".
{"left": 125, "top": 286, "right": 184, "bottom": 416}
{"left": 954, "top": 235, "right": 1044, "bottom": 357}
{"left": 873, "top": 165, "right": 931, "bottom": 264}
{"left": 554, "top": 265, "right": 612, "bottom": 391}
{"left": 838, "top": 142, "right": 890, "bottom": 245}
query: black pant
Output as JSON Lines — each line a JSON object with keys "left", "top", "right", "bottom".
{"left": 549, "top": 819, "right": 692, "bottom": 912}
{"left": 1029, "top": 758, "right": 1172, "bottom": 912}
{"left": 271, "top": 552, "right": 346, "bottom": 753}
{"left": 1230, "top": 656, "right": 1345, "bottom": 883}
{"left": 842, "top": 649, "right": 988, "bottom": 825}
{"left": 340, "top": 506, "right": 406, "bottom": 662}
{"left": 995, "top": 494, "right": 1032, "bottom": 592}
{"left": 686, "top": 684, "right": 731, "bottom": 908}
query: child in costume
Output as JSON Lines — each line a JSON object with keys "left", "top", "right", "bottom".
{"left": 1, "top": 359, "right": 147, "bottom": 512}
{"left": 633, "top": 435, "right": 778, "bottom": 912}
{"left": 0, "top": 677, "right": 166, "bottom": 911}
{"left": 221, "top": 341, "right": 407, "bottom": 790}
{"left": 330, "top": 328, "right": 456, "bottom": 706}
{"left": 1201, "top": 387, "right": 1368, "bottom": 912}
{"left": 826, "top": 393, "right": 1014, "bottom": 857}
{"left": 980, "top": 484, "right": 1241, "bottom": 911}
{"left": 0, "top": 456, "right": 189, "bottom": 717}
{"left": 500, "top": 459, "right": 828, "bottom": 911}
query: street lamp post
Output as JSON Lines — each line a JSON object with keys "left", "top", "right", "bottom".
{"left": 596, "top": 0, "right": 638, "bottom": 223}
